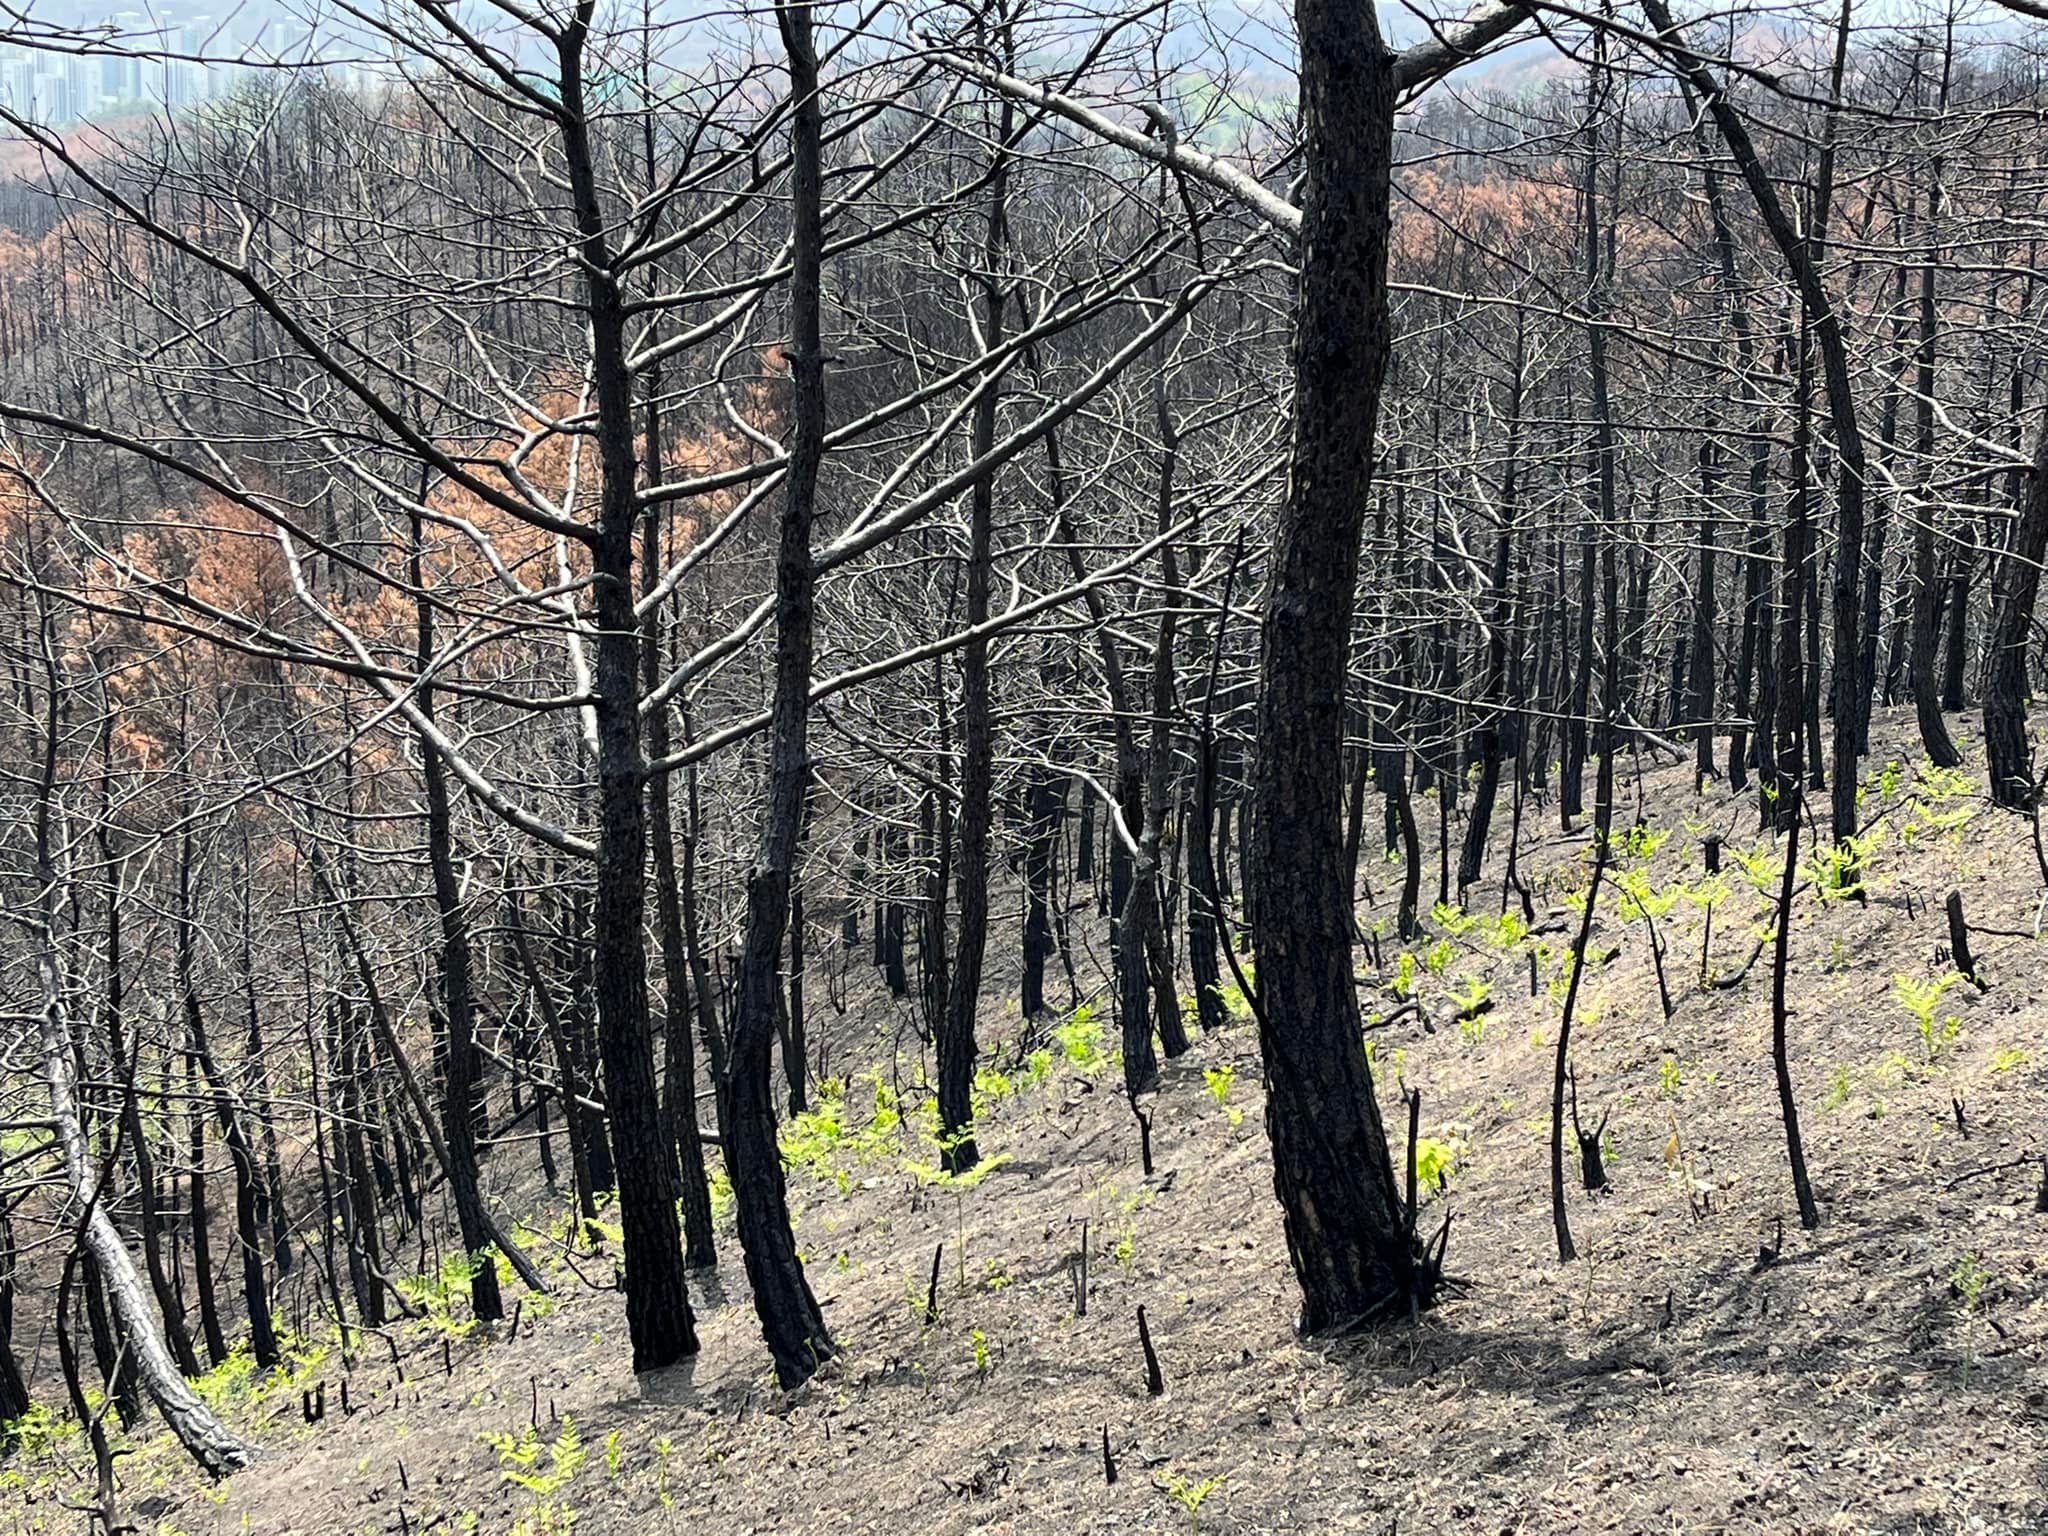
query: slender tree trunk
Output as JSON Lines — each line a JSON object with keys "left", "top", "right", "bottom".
{"left": 1020, "top": 768, "right": 1063, "bottom": 1019}
{"left": 556, "top": 18, "right": 696, "bottom": 1374}
{"left": 724, "top": 0, "right": 838, "bottom": 1388}
{"left": 0, "top": 1210, "right": 30, "bottom": 1428}
{"left": 785, "top": 883, "right": 809, "bottom": 1117}
{"left": 1689, "top": 433, "right": 1719, "bottom": 788}
{"left": 1943, "top": 529, "right": 1974, "bottom": 712}
{"left": 411, "top": 514, "right": 504, "bottom": 1326}
{"left": 1248, "top": 0, "right": 1420, "bottom": 1331}
{"left": 82, "top": 1256, "right": 140, "bottom": 1428}
{"left": 176, "top": 856, "right": 230, "bottom": 1372}
{"left": 314, "top": 847, "right": 549, "bottom": 1299}
{"left": 509, "top": 895, "right": 601, "bottom": 1241}
{"left": 1561, "top": 530, "right": 1597, "bottom": 825}
{"left": 1554, "top": 52, "right": 1624, "bottom": 1265}
{"left": 332, "top": 1004, "right": 384, "bottom": 1328}
{"left": 1910, "top": 186, "right": 1963, "bottom": 768}
{"left": 937, "top": 72, "right": 1014, "bottom": 1171}
{"left": 1983, "top": 400, "right": 2048, "bottom": 808}
{"left": 1460, "top": 317, "right": 1524, "bottom": 888}
{"left": 98, "top": 817, "right": 199, "bottom": 1376}
{"left": 1143, "top": 377, "right": 1192, "bottom": 1061}
{"left": 1770, "top": 774, "right": 1822, "bottom": 1230}
{"left": 183, "top": 860, "right": 283, "bottom": 1371}
{"left": 642, "top": 521, "right": 719, "bottom": 1268}
{"left": 236, "top": 881, "right": 292, "bottom": 1277}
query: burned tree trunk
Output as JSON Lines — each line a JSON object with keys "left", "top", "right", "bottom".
{"left": 1247, "top": 0, "right": 1424, "bottom": 1331}
{"left": 644, "top": 564, "right": 718, "bottom": 1269}
{"left": 1982, "top": 401, "right": 2048, "bottom": 809}
{"left": 1688, "top": 433, "right": 1719, "bottom": 790}
{"left": 1020, "top": 768, "right": 1064, "bottom": 1020}
{"left": 0, "top": 1208, "right": 29, "bottom": 1429}
{"left": 412, "top": 511, "right": 504, "bottom": 1328}
{"left": 722, "top": 0, "right": 839, "bottom": 1388}
{"left": 1143, "top": 377, "right": 1192, "bottom": 1062}
{"left": 937, "top": 82, "right": 1015, "bottom": 1173}
{"left": 555, "top": 11, "right": 698, "bottom": 1375}
{"left": 1908, "top": 179, "right": 1963, "bottom": 770}
{"left": 1459, "top": 316, "right": 1524, "bottom": 890}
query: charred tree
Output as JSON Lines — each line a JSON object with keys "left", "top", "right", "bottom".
{"left": 722, "top": 0, "right": 839, "bottom": 1388}
{"left": 1983, "top": 401, "right": 2048, "bottom": 809}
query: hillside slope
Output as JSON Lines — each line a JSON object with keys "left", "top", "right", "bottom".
{"left": 8, "top": 710, "right": 2047, "bottom": 1536}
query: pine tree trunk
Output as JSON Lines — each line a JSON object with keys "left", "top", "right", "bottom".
{"left": 724, "top": 0, "right": 839, "bottom": 1388}
{"left": 558, "top": 24, "right": 697, "bottom": 1374}
{"left": 1248, "top": 0, "right": 1419, "bottom": 1332}
{"left": 1983, "top": 402, "right": 2048, "bottom": 808}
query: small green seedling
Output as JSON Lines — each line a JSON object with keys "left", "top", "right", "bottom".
{"left": 1952, "top": 1251, "right": 1992, "bottom": 1385}
{"left": 1658, "top": 1056, "right": 1683, "bottom": 1101}
{"left": 1203, "top": 1063, "right": 1244, "bottom": 1128}
{"left": 1162, "top": 1472, "right": 1225, "bottom": 1534}
{"left": 1894, "top": 972, "right": 1967, "bottom": 1062}
{"left": 1822, "top": 1065, "right": 1852, "bottom": 1112}
{"left": 1413, "top": 1135, "right": 1459, "bottom": 1195}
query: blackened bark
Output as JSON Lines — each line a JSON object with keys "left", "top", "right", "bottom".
{"left": 725, "top": 0, "right": 838, "bottom": 1388}
{"left": 1460, "top": 318, "right": 1523, "bottom": 889}
{"left": 1144, "top": 380, "right": 1192, "bottom": 1061}
{"left": 882, "top": 891, "right": 909, "bottom": 998}
{"left": 1561, "top": 530, "right": 1597, "bottom": 825}
{"left": 38, "top": 941, "right": 253, "bottom": 1474}
{"left": 1249, "top": 0, "right": 1420, "bottom": 1331}
{"left": 1910, "top": 183, "right": 1963, "bottom": 768}
{"left": 1777, "top": 329, "right": 1817, "bottom": 833}
{"left": 647, "top": 672, "right": 719, "bottom": 1268}
{"left": 236, "top": 887, "right": 291, "bottom": 1276}
{"left": 640, "top": 536, "right": 720, "bottom": 1258}
{"left": 679, "top": 721, "right": 729, "bottom": 1087}
{"left": 1075, "top": 789, "right": 1095, "bottom": 883}
{"left": 508, "top": 896, "right": 601, "bottom": 1241}
{"left": 556, "top": 16, "right": 696, "bottom": 1374}
{"left": 786, "top": 884, "right": 808, "bottom": 1116}
{"left": 1020, "top": 769, "right": 1063, "bottom": 1020}
{"left": 636, "top": 27, "right": 720, "bottom": 1270}
{"left": 938, "top": 76, "right": 1014, "bottom": 1172}
{"left": 1187, "top": 563, "right": 1239, "bottom": 1039}
{"left": 179, "top": 894, "right": 230, "bottom": 1371}
{"left": 184, "top": 909, "right": 283, "bottom": 1372}
{"left": 918, "top": 777, "right": 951, "bottom": 1043}
{"left": 316, "top": 848, "right": 551, "bottom": 1301}
{"left": 83, "top": 1260, "right": 139, "bottom": 1428}
{"left": 1554, "top": 60, "right": 1624, "bottom": 1263}
{"left": 412, "top": 513, "right": 503, "bottom": 1327}
{"left": 0, "top": 1211, "right": 28, "bottom": 1426}
{"left": 1983, "top": 402, "right": 2048, "bottom": 808}
{"left": 1943, "top": 532, "right": 1974, "bottom": 712}
{"left": 1770, "top": 776, "right": 1823, "bottom": 1230}
{"left": 1048, "top": 428, "right": 1162, "bottom": 1088}
{"left": 1689, "top": 433, "right": 1719, "bottom": 789}
{"left": 1383, "top": 739, "right": 1422, "bottom": 940}
{"left": 332, "top": 1005, "right": 384, "bottom": 1328}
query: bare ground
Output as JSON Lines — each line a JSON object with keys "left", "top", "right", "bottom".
{"left": 7, "top": 709, "right": 2047, "bottom": 1536}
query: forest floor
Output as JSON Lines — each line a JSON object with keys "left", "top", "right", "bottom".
{"left": 7, "top": 709, "right": 2048, "bottom": 1536}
